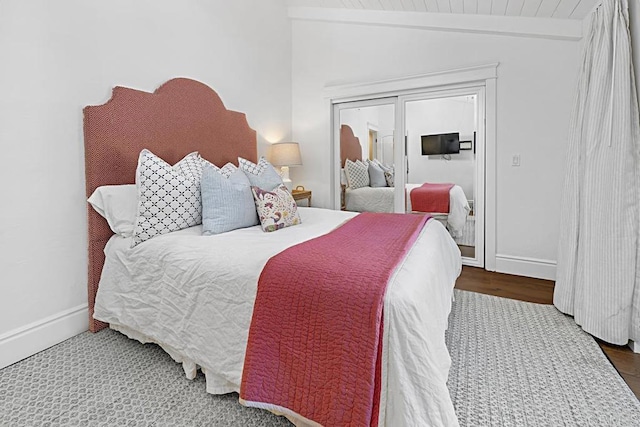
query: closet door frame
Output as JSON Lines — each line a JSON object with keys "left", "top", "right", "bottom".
{"left": 326, "top": 63, "right": 498, "bottom": 270}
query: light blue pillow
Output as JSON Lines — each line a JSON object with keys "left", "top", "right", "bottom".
{"left": 368, "top": 161, "right": 387, "bottom": 187}
{"left": 238, "top": 157, "right": 283, "bottom": 190}
{"left": 201, "top": 163, "right": 258, "bottom": 235}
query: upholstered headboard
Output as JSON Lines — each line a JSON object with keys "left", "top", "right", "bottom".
{"left": 84, "top": 78, "right": 257, "bottom": 332}
{"left": 340, "top": 124, "right": 362, "bottom": 167}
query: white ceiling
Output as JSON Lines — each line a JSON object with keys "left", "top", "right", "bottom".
{"left": 287, "top": 0, "right": 600, "bottom": 20}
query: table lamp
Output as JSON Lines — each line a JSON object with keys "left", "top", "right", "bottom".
{"left": 270, "top": 142, "right": 302, "bottom": 192}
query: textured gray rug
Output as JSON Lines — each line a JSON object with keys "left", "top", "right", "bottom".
{"left": 447, "top": 291, "right": 640, "bottom": 426}
{"left": 1, "top": 290, "right": 638, "bottom": 426}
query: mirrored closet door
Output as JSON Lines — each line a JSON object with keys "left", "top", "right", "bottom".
{"left": 333, "top": 99, "right": 399, "bottom": 214}
{"left": 332, "top": 85, "right": 485, "bottom": 268}
{"left": 401, "top": 89, "right": 484, "bottom": 266}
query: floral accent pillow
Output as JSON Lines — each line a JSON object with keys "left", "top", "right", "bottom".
{"left": 384, "top": 169, "right": 395, "bottom": 187}
{"left": 251, "top": 184, "right": 302, "bottom": 232}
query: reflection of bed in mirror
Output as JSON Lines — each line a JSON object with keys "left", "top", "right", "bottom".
{"left": 340, "top": 124, "right": 470, "bottom": 238}
{"left": 345, "top": 185, "right": 469, "bottom": 237}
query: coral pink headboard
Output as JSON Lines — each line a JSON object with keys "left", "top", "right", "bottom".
{"left": 340, "top": 124, "right": 363, "bottom": 167}
{"left": 84, "top": 78, "right": 257, "bottom": 332}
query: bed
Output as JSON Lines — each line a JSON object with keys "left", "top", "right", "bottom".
{"left": 340, "top": 124, "right": 470, "bottom": 238}
{"left": 85, "top": 78, "right": 461, "bottom": 426}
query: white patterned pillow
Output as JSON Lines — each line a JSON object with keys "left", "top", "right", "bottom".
{"left": 132, "top": 150, "right": 202, "bottom": 246}
{"left": 251, "top": 184, "right": 301, "bottom": 232}
{"left": 238, "top": 156, "right": 283, "bottom": 190}
{"left": 345, "top": 159, "right": 370, "bottom": 189}
{"left": 175, "top": 152, "right": 204, "bottom": 181}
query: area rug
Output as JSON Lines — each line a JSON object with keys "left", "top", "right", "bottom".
{"left": 446, "top": 290, "right": 640, "bottom": 426}
{"left": 1, "top": 290, "right": 638, "bottom": 426}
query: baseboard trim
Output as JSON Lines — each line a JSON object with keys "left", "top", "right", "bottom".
{"left": 495, "top": 254, "right": 557, "bottom": 281}
{"left": 0, "top": 304, "right": 88, "bottom": 370}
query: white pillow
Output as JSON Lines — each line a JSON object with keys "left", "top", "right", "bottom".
{"left": 88, "top": 185, "right": 138, "bottom": 237}
{"left": 345, "top": 159, "right": 370, "bottom": 189}
{"left": 132, "top": 150, "right": 203, "bottom": 246}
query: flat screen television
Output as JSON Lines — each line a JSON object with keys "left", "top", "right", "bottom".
{"left": 421, "top": 133, "right": 460, "bottom": 155}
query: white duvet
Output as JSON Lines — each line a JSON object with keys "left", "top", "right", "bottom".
{"left": 93, "top": 207, "right": 461, "bottom": 426}
{"left": 345, "top": 184, "right": 470, "bottom": 237}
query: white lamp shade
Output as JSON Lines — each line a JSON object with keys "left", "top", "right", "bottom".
{"left": 269, "top": 142, "right": 302, "bottom": 167}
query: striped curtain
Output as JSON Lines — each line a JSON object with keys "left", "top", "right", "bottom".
{"left": 554, "top": 0, "right": 640, "bottom": 345}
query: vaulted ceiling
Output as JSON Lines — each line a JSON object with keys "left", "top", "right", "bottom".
{"left": 286, "top": 0, "right": 599, "bottom": 20}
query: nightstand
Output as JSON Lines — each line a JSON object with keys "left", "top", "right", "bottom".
{"left": 291, "top": 186, "right": 312, "bottom": 207}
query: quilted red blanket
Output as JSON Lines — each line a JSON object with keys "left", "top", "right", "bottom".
{"left": 410, "top": 183, "right": 454, "bottom": 213}
{"left": 240, "top": 212, "right": 430, "bottom": 426}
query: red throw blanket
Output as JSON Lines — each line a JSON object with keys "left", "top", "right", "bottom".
{"left": 410, "top": 183, "right": 454, "bottom": 213}
{"left": 240, "top": 212, "right": 430, "bottom": 426}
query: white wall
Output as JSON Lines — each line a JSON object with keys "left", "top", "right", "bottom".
{"left": 0, "top": 0, "right": 291, "bottom": 368}
{"left": 291, "top": 17, "right": 579, "bottom": 278}
{"left": 406, "top": 97, "right": 476, "bottom": 201}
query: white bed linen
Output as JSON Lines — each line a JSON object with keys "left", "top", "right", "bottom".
{"left": 345, "top": 184, "right": 470, "bottom": 237}
{"left": 93, "top": 207, "right": 461, "bottom": 426}
{"left": 345, "top": 186, "right": 395, "bottom": 213}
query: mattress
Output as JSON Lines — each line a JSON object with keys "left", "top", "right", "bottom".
{"left": 345, "top": 184, "right": 470, "bottom": 237}
{"left": 93, "top": 207, "right": 461, "bottom": 426}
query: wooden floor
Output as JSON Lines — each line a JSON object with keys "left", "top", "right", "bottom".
{"left": 457, "top": 266, "right": 640, "bottom": 399}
